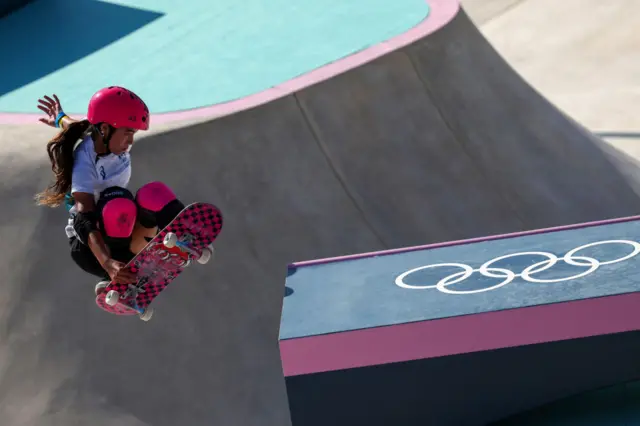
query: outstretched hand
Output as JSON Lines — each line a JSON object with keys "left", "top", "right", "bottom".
{"left": 36, "top": 94, "right": 64, "bottom": 127}
{"left": 103, "top": 258, "right": 137, "bottom": 284}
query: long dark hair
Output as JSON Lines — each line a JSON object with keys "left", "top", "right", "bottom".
{"left": 35, "top": 119, "right": 92, "bottom": 207}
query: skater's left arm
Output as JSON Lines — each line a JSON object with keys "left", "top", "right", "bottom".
{"left": 70, "top": 156, "right": 113, "bottom": 271}
{"left": 69, "top": 145, "right": 136, "bottom": 283}
{"left": 58, "top": 115, "right": 77, "bottom": 130}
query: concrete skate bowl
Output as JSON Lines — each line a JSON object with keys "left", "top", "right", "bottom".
{"left": 3, "top": 1, "right": 640, "bottom": 426}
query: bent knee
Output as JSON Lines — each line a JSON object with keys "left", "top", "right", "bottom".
{"left": 101, "top": 197, "right": 137, "bottom": 238}
{"left": 136, "top": 182, "right": 184, "bottom": 229}
{"left": 136, "top": 181, "right": 177, "bottom": 212}
{"left": 97, "top": 186, "right": 137, "bottom": 239}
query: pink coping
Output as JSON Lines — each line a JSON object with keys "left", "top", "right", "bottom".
{"left": 279, "top": 291, "right": 640, "bottom": 377}
{"left": 0, "top": 0, "right": 460, "bottom": 125}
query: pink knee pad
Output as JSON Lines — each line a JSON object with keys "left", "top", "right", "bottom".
{"left": 101, "top": 198, "right": 137, "bottom": 238}
{"left": 136, "top": 181, "right": 177, "bottom": 212}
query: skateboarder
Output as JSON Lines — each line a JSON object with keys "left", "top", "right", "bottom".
{"left": 35, "top": 87, "right": 212, "bottom": 295}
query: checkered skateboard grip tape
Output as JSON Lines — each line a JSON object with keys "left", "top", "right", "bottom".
{"left": 96, "top": 203, "right": 223, "bottom": 314}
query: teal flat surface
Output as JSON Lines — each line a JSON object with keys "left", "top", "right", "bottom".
{"left": 0, "top": 0, "right": 429, "bottom": 114}
{"left": 281, "top": 219, "right": 640, "bottom": 339}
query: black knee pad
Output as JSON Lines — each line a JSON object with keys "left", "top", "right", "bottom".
{"left": 156, "top": 199, "right": 186, "bottom": 229}
{"left": 137, "top": 199, "right": 185, "bottom": 230}
{"left": 135, "top": 182, "right": 185, "bottom": 229}
{"left": 96, "top": 186, "right": 135, "bottom": 210}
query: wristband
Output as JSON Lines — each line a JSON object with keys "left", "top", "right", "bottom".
{"left": 55, "top": 111, "right": 68, "bottom": 128}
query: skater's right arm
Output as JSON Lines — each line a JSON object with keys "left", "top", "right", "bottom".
{"left": 70, "top": 145, "right": 111, "bottom": 265}
{"left": 73, "top": 192, "right": 112, "bottom": 266}
{"left": 70, "top": 145, "right": 136, "bottom": 283}
{"left": 73, "top": 193, "right": 136, "bottom": 283}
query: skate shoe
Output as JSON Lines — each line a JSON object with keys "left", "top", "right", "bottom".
{"left": 95, "top": 280, "right": 109, "bottom": 296}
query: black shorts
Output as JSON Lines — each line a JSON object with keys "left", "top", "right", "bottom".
{"left": 69, "top": 236, "right": 135, "bottom": 280}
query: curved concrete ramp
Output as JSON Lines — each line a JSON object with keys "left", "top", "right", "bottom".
{"left": 1, "top": 4, "right": 640, "bottom": 426}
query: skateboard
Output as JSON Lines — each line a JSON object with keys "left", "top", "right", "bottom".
{"left": 95, "top": 202, "right": 223, "bottom": 321}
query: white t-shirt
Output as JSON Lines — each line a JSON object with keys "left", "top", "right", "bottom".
{"left": 65, "top": 134, "right": 132, "bottom": 238}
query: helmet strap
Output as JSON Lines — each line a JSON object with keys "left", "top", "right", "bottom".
{"left": 104, "top": 132, "right": 112, "bottom": 155}
{"left": 96, "top": 124, "right": 114, "bottom": 155}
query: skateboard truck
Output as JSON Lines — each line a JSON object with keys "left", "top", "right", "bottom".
{"left": 104, "top": 283, "right": 154, "bottom": 321}
{"left": 101, "top": 234, "right": 211, "bottom": 321}
{"left": 163, "top": 232, "right": 212, "bottom": 264}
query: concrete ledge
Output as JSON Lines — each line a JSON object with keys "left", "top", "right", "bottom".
{"left": 285, "top": 331, "right": 640, "bottom": 426}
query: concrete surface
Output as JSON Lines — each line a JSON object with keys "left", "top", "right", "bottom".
{"left": 463, "top": 0, "right": 640, "bottom": 151}
{"left": 0, "top": 1, "right": 639, "bottom": 426}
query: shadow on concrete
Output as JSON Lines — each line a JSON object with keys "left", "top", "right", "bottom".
{"left": 0, "top": 0, "right": 34, "bottom": 18}
{"left": 0, "top": 0, "right": 163, "bottom": 96}
{"left": 491, "top": 379, "right": 640, "bottom": 425}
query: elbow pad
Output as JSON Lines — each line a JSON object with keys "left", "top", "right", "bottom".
{"left": 73, "top": 210, "right": 98, "bottom": 244}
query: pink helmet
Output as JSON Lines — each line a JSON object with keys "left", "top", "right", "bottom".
{"left": 87, "top": 86, "right": 150, "bottom": 130}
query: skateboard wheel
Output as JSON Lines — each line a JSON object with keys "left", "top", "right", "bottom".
{"left": 139, "top": 307, "right": 154, "bottom": 321}
{"left": 197, "top": 247, "right": 213, "bottom": 265}
{"left": 105, "top": 290, "right": 120, "bottom": 306}
{"left": 163, "top": 232, "right": 178, "bottom": 248}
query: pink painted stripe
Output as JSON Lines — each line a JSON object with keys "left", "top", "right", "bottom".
{"left": 279, "top": 291, "right": 640, "bottom": 376}
{"left": 289, "top": 215, "right": 640, "bottom": 268}
{"left": 0, "top": 0, "right": 460, "bottom": 125}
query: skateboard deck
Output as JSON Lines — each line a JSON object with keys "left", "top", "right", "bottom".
{"left": 95, "top": 202, "right": 223, "bottom": 320}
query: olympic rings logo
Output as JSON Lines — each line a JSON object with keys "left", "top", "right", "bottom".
{"left": 394, "top": 240, "right": 640, "bottom": 295}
